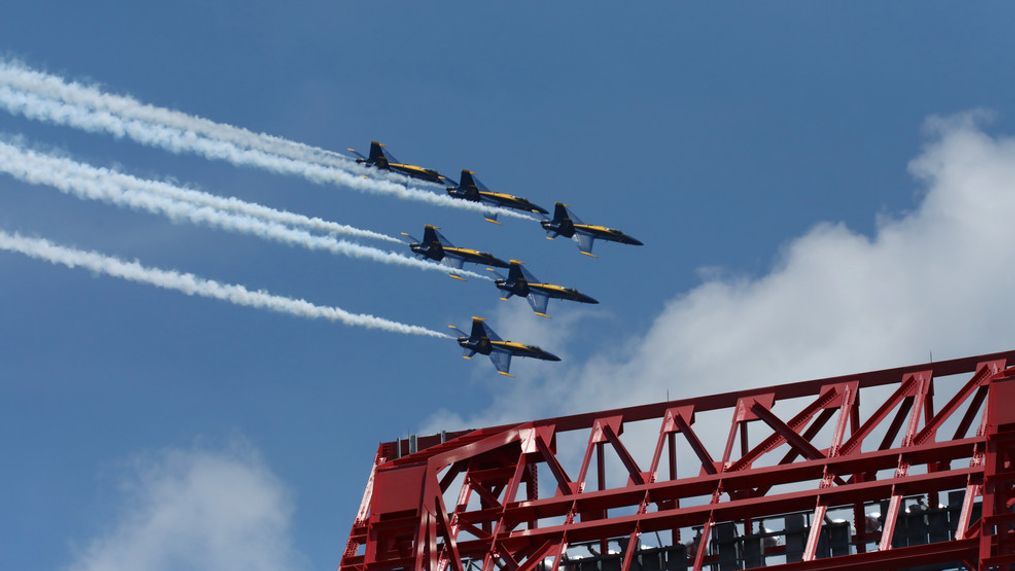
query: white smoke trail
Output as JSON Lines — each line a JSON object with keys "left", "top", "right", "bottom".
{"left": 0, "top": 85, "right": 534, "bottom": 221}
{"left": 0, "top": 138, "right": 397, "bottom": 244}
{"left": 0, "top": 59, "right": 355, "bottom": 171}
{"left": 0, "top": 229, "right": 450, "bottom": 338}
{"left": 0, "top": 141, "right": 491, "bottom": 280}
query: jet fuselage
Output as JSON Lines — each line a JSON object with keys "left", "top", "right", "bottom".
{"left": 495, "top": 279, "right": 598, "bottom": 304}
{"left": 462, "top": 336, "right": 560, "bottom": 362}
{"left": 411, "top": 242, "right": 509, "bottom": 269}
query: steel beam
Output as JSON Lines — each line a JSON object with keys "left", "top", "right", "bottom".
{"left": 341, "top": 351, "right": 1015, "bottom": 571}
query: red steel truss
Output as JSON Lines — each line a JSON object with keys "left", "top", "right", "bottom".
{"left": 340, "top": 350, "right": 1015, "bottom": 571}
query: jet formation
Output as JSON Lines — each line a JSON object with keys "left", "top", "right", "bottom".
{"left": 349, "top": 140, "right": 642, "bottom": 375}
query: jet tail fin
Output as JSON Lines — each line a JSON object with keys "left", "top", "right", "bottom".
{"left": 469, "top": 316, "right": 488, "bottom": 342}
{"left": 422, "top": 225, "right": 441, "bottom": 248}
{"left": 552, "top": 202, "right": 570, "bottom": 225}
{"left": 470, "top": 316, "right": 501, "bottom": 342}
{"left": 423, "top": 225, "right": 454, "bottom": 248}
{"left": 459, "top": 169, "right": 477, "bottom": 189}
{"left": 368, "top": 141, "right": 386, "bottom": 162}
{"left": 507, "top": 261, "right": 525, "bottom": 284}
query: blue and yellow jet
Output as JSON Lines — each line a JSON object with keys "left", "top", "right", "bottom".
{"left": 449, "top": 316, "right": 561, "bottom": 377}
{"left": 402, "top": 225, "right": 509, "bottom": 280}
{"left": 490, "top": 261, "right": 598, "bottom": 317}
{"left": 446, "top": 170, "right": 548, "bottom": 224}
{"left": 541, "top": 202, "right": 643, "bottom": 257}
{"left": 347, "top": 141, "right": 451, "bottom": 185}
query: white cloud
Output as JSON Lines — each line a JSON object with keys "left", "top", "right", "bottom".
{"left": 67, "top": 442, "right": 306, "bottom": 571}
{"left": 429, "top": 112, "right": 1015, "bottom": 432}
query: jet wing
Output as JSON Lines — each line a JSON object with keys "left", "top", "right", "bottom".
{"left": 574, "top": 233, "right": 597, "bottom": 256}
{"left": 440, "top": 256, "right": 465, "bottom": 269}
{"left": 527, "top": 292, "right": 550, "bottom": 316}
{"left": 489, "top": 349, "right": 513, "bottom": 376}
{"left": 476, "top": 194, "right": 506, "bottom": 224}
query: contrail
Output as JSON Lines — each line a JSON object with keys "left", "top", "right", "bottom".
{"left": 0, "top": 59, "right": 355, "bottom": 171}
{"left": 0, "top": 141, "right": 491, "bottom": 280}
{"left": 0, "top": 229, "right": 450, "bottom": 338}
{"left": 0, "top": 85, "right": 534, "bottom": 221}
{"left": 0, "top": 139, "right": 397, "bottom": 244}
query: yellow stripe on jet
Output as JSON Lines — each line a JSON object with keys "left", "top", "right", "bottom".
{"left": 393, "top": 163, "right": 428, "bottom": 173}
{"left": 446, "top": 247, "right": 481, "bottom": 255}
{"left": 481, "top": 191, "right": 524, "bottom": 201}
{"left": 574, "top": 224, "right": 616, "bottom": 233}
{"left": 491, "top": 341, "right": 531, "bottom": 350}
{"left": 534, "top": 284, "right": 569, "bottom": 292}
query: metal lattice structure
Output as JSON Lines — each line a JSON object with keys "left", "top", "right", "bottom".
{"left": 340, "top": 351, "right": 1015, "bottom": 571}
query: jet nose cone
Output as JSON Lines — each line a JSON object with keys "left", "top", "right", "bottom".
{"left": 546, "top": 353, "right": 562, "bottom": 362}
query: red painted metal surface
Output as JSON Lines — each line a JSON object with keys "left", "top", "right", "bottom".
{"left": 341, "top": 351, "right": 1015, "bottom": 571}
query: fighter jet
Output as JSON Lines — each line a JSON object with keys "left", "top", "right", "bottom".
{"left": 491, "top": 261, "right": 598, "bottom": 317}
{"left": 346, "top": 141, "right": 451, "bottom": 185}
{"left": 541, "top": 202, "right": 643, "bottom": 257}
{"left": 449, "top": 316, "right": 561, "bottom": 376}
{"left": 402, "top": 225, "right": 509, "bottom": 280}
{"left": 446, "top": 170, "right": 548, "bottom": 224}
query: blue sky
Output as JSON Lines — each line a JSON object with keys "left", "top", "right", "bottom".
{"left": 3, "top": 2, "right": 1015, "bottom": 570}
